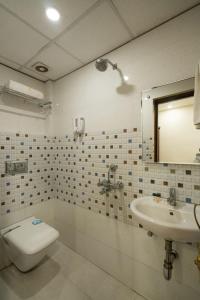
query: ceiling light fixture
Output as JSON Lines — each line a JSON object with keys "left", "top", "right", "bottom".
{"left": 46, "top": 7, "right": 60, "bottom": 22}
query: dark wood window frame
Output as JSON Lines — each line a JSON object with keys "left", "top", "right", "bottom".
{"left": 153, "top": 90, "right": 194, "bottom": 162}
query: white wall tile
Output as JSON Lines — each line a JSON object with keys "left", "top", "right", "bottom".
{"left": 55, "top": 201, "right": 200, "bottom": 300}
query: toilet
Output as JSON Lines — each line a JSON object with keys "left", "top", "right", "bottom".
{"left": 1, "top": 216, "right": 59, "bottom": 272}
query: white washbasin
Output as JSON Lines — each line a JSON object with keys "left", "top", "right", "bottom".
{"left": 130, "top": 196, "right": 200, "bottom": 242}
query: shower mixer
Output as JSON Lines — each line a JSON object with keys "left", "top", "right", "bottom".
{"left": 97, "top": 164, "right": 124, "bottom": 195}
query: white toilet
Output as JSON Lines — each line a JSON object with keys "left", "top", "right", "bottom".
{"left": 1, "top": 216, "right": 59, "bottom": 272}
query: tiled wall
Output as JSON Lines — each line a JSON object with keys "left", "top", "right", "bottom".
{"left": 1, "top": 128, "right": 200, "bottom": 222}
{"left": 0, "top": 132, "right": 55, "bottom": 215}
{"left": 55, "top": 128, "right": 200, "bottom": 225}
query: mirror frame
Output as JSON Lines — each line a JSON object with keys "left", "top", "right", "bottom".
{"left": 142, "top": 77, "right": 195, "bottom": 165}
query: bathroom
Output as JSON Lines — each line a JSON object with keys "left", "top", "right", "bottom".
{"left": 1, "top": 0, "right": 200, "bottom": 299}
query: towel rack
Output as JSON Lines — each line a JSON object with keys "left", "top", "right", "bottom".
{"left": 0, "top": 85, "right": 52, "bottom": 108}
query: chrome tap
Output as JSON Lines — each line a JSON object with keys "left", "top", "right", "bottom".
{"left": 97, "top": 164, "right": 123, "bottom": 195}
{"left": 98, "top": 179, "right": 111, "bottom": 194}
{"left": 167, "top": 188, "right": 176, "bottom": 206}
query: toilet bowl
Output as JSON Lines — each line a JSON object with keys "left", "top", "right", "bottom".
{"left": 1, "top": 216, "right": 59, "bottom": 272}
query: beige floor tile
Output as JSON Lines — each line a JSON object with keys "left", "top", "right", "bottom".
{"left": 67, "top": 260, "right": 107, "bottom": 298}
{"left": 0, "top": 272, "right": 38, "bottom": 300}
{"left": 0, "top": 241, "right": 146, "bottom": 300}
{"left": 50, "top": 242, "right": 87, "bottom": 278}
{"left": 36, "top": 273, "right": 91, "bottom": 300}
{"left": 0, "top": 276, "right": 21, "bottom": 300}
{"left": 92, "top": 273, "right": 137, "bottom": 300}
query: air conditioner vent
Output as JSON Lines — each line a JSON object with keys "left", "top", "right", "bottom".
{"left": 31, "top": 62, "right": 49, "bottom": 73}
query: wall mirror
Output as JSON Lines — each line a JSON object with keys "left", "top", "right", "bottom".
{"left": 141, "top": 77, "right": 200, "bottom": 164}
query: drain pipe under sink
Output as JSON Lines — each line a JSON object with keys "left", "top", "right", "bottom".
{"left": 163, "top": 240, "right": 178, "bottom": 280}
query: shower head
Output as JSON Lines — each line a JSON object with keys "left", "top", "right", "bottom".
{"left": 95, "top": 58, "right": 118, "bottom": 72}
{"left": 95, "top": 58, "right": 131, "bottom": 92}
{"left": 95, "top": 58, "right": 108, "bottom": 72}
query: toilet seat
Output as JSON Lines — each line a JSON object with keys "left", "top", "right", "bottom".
{"left": 1, "top": 217, "right": 59, "bottom": 255}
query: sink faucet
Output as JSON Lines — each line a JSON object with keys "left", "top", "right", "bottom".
{"left": 167, "top": 188, "right": 176, "bottom": 206}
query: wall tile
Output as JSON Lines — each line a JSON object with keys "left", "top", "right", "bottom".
{"left": 1, "top": 128, "right": 200, "bottom": 222}
{"left": 0, "top": 132, "right": 55, "bottom": 215}
{"left": 55, "top": 128, "right": 200, "bottom": 225}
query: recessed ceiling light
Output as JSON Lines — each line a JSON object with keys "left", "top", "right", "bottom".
{"left": 46, "top": 7, "right": 60, "bottom": 22}
{"left": 124, "top": 75, "right": 129, "bottom": 81}
{"left": 167, "top": 105, "right": 172, "bottom": 109}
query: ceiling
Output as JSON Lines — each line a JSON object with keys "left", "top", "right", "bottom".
{"left": 0, "top": 0, "right": 199, "bottom": 82}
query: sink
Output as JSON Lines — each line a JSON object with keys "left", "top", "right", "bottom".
{"left": 130, "top": 196, "right": 200, "bottom": 242}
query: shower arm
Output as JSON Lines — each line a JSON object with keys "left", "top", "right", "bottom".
{"left": 105, "top": 59, "right": 118, "bottom": 71}
{"left": 105, "top": 59, "right": 125, "bottom": 82}
{"left": 96, "top": 58, "right": 126, "bottom": 84}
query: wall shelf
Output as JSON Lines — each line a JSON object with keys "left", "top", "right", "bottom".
{"left": 0, "top": 105, "right": 48, "bottom": 119}
{"left": 0, "top": 85, "right": 52, "bottom": 119}
{"left": 0, "top": 85, "right": 52, "bottom": 108}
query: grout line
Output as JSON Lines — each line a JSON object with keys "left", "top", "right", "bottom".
{"left": 1, "top": 1, "right": 200, "bottom": 83}
{"left": 0, "top": 3, "right": 50, "bottom": 41}
{"left": 51, "top": 0, "right": 104, "bottom": 43}
{"left": 0, "top": 0, "right": 103, "bottom": 75}
{"left": 0, "top": 54, "right": 20, "bottom": 68}
{"left": 18, "top": 0, "right": 104, "bottom": 72}
{"left": 19, "top": 41, "right": 55, "bottom": 69}
{"left": 56, "top": 220, "right": 154, "bottom": 300}
{"left": 54, "top": 2, "right": 200, "bottom": 82}
{"left": 108, "top": 0, "right": 134, "bottom": 38}
{"left": 0, "top": 62, "right": 46, "bottom": 83}
{"left": 58, "top": 240, "right": 148, "bottom": 300}
{"left": 55, "top": 43, "right": 84, "bottom": 64}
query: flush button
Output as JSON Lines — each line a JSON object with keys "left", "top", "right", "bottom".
{"left": 32, "top": 219, "right": 43, "bottom": 225}
{"left": 5, "top": 160, "right": 28, "bottom": 175}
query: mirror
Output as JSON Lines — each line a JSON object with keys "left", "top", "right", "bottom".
{"left": 142, "top": 77, "right": 200, "bottom": 164}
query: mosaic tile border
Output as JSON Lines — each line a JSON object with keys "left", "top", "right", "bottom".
{"left": 54, "top": 128, "right": 200, "bottom": 225}
{"left": 1, "top": 129, "right": 200, "bottom": 225}
{"left": 0, "top": 132, "right": 55, "bottom": 215}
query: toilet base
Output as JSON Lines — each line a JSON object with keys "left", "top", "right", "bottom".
{"left": 14, "top": 251, "right": 46, "bottom": 272}
{"left": 1, "top": 217, "right": 59, "bottom": 272}
{"left": 3, "top": 241, "right": 48, "bottom": 272}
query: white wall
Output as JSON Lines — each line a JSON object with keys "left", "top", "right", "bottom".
{"left": 1, "top": 5, "right": 200, "bottom": 300}
{"left": 55, "top": 201, "right": 200, "bottom": 300}
{"left": 159, "top": 104, "right": 200, "bottom": 163}
{"left": 50, "top": 6, "right": 200, "bottom": 300}
{"left": 52, "top": 6, "right": 200, "bottom": 135}
{"left": 0, "top": 64, "right": 51, "bottom": 134}
{"left": 0, "top": 64, "right": 54, "bottom": 266}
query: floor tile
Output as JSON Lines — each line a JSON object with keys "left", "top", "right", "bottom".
{"left": 0, "top": 241, "right": 146, "bottom": 300}
{"left": 67, "top": 260, "right": 107, "bottom": 299}
{"left": 92, "top": 272, "right": 137, "bottom": 300}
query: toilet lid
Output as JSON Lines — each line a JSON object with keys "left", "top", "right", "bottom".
{"left": 1, "top": 217, "right": 59, "bottom": 255}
